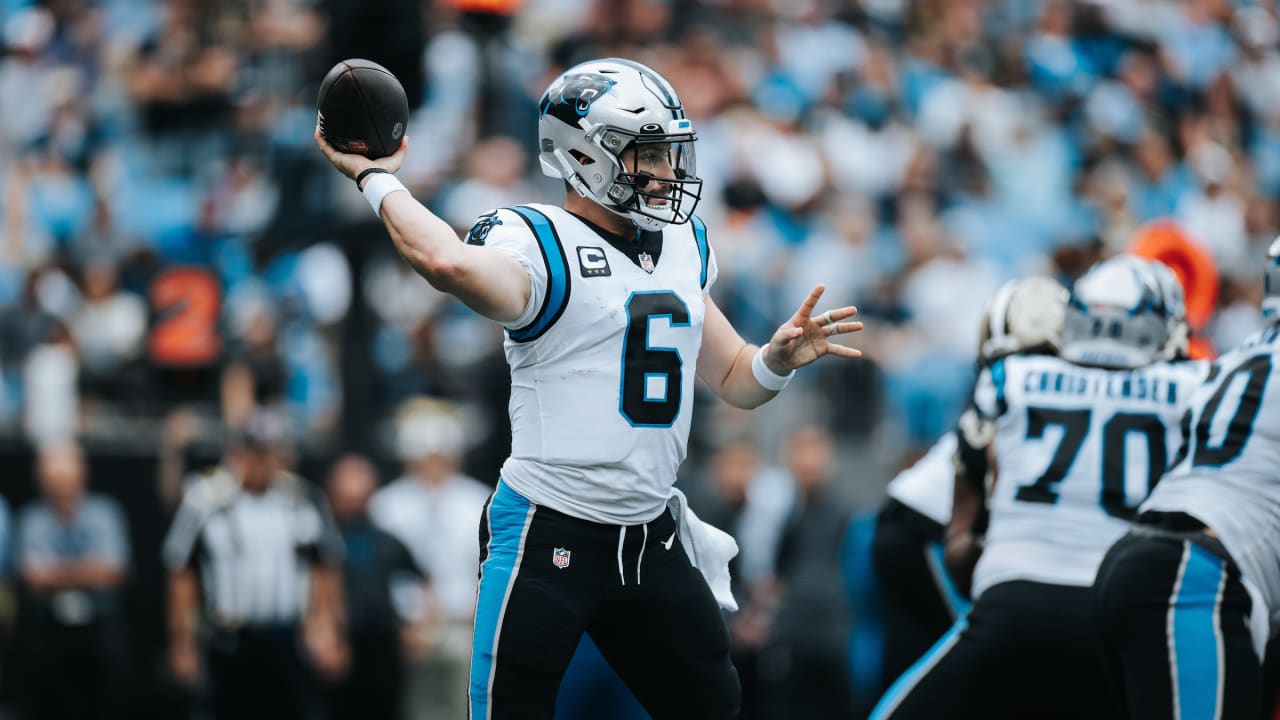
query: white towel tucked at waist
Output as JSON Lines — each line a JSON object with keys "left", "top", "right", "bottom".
{"left": 667, "top": 488, "right": 739, "bottom": 612}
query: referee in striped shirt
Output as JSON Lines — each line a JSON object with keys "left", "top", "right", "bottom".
{"left": 162, "top": 412, "right": 345, "bottom": 720}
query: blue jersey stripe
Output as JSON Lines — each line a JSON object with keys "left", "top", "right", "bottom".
{"left": 991, "top": 358, "right": 1008, "bottom": 416}
{"left": 925, "top": 541, "right": 972, "bottom": 620}
{"left": 508, "top": 206, "right": 571, "bottom": 342}
{"left": 469, "top": 481, "right": 535, "bottom": 720}
{"left": 870, "top": 616, "right": 968, "bottom": 720}
{"left": 692, "top": 215, "right": 709, "bottom": 289}
{"left": 1170, "top": 542, "right": 1226, "bottom": 720}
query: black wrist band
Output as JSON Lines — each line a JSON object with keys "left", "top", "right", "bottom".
{"left": 355, "top": 167, "right": 391, "bottom": 190}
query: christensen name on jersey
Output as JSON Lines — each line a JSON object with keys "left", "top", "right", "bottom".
{"left": 1020, "top": 368, "right": 1181, "bottom": 406}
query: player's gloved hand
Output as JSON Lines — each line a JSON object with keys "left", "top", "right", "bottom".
{"left": 314, "top": 124, "right": 408, "bottom": 187}
{"left": 763, "top": 284, "right": 863, "bottom": 374}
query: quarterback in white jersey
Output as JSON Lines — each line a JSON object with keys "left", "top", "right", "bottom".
{"left": 476, "top": 203, "right": 719, "bottom": 524}
{"left": 316, "top": 57, "right": 864, "bottom": 719}
{"left": 1095, "top": 238, "right": 1280, "bottom": 720}
{"left": 873, "top": 256, "right": 1204, "bottom": 720}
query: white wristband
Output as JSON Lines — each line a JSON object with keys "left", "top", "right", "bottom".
{"left": 362, "top": 173, "right": 407, "bottom": 216}
{"left": 752, "top": 346, "right": 794, "bottom": 392}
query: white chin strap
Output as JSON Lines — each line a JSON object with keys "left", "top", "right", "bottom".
{"left": 632, "top": 215, "right": 667, "bottom": 231}
{"left": 605, "top": 202, "right": 669, "bottom": 231}
{"left": 629, "top": 209, "right": 671, "bottom": 231}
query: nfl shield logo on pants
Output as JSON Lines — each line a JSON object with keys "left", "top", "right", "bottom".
{"left": 552, "top": 547, "right": 571, "bottom": 569}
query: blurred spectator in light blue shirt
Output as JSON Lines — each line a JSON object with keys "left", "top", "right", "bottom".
{"left": 13, "top": 439, "right": 130, "bottom": 720}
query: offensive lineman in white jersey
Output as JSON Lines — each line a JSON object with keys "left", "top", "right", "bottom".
{"left": 872, "top": 256, "right": 1208, "bottom": 720}
{"left": 872, "top": 276, "right": 1066, "bottom": 687}
{"left": 1095, "top": 238, "right": 1280, "bottom": 719}
{"left": 315, "top": 58, "right": 864, "bottom": 719}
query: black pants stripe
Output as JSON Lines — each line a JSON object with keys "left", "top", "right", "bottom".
{"left": 1095, "top": 531, "right": 1261, "bottom": 720}
{"left": 871, "top": 580, "right": 1121, "bottom": 720}
{"left": 469, "top": 480, "right": 740, "bottom": 720}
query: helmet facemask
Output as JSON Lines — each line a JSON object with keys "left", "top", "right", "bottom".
{"left": 602, "top": 129, "right": 701, "bottom": 231}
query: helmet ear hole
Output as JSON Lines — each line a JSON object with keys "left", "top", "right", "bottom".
{"left": 569, "top": 150, "right": 595, "bottom": 166}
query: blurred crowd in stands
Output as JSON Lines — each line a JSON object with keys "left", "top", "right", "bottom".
{"left": 0, "top": 0, "right": 1278, "bottom": 716}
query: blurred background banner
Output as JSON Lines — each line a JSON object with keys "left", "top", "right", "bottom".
{"left": 0, "top": 0, "right": 1277, "bottom": 717}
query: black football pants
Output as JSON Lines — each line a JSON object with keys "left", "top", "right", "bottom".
{"left": 468, "top": 480, "right": 740, "bottom": 720}
{"left": 870, "top": 580, "right": 1120, "bottom": 720}
{"left": 1095, "top": 525, "right": 1262, "bottom": 720}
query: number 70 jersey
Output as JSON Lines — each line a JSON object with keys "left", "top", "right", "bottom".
{"left": 475, "top": 204, "right": 717, "bottom": 525}
{"left": 970, "top": 354, "right": 1208, "bottom": 598}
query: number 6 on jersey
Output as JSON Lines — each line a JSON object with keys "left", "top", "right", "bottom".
{"left": 620, "top": 291, "right": 690, "bottom": 427}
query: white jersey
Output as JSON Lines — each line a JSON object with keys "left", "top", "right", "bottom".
{"left": 1142, "top": 325, "right": 1280, "bottom": 634}
{"left": 474, "top": 204, "right": 717, "bottom": 524}
{"left": 886, "top": 433, "right": 956, "bottom": 526}
{"left": 971, "top": 354, "right": 1207, "bottom": 597}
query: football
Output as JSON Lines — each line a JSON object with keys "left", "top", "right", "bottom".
{"left": 316, "top": 58, "right": 409, "bottom": 159}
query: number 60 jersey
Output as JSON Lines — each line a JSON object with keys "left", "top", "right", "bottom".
{"left": 1142, "top": 326, "right": 1280, "bottom": 634}
{"left": 970, "top": 353, "right": 1208, "bottom": 598}
{"left": 470, "top": 204, "right": 716, "bottom": 525}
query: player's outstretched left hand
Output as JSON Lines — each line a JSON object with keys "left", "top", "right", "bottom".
{"left": 764, "top": 284, "right": 863, "bottom": 373}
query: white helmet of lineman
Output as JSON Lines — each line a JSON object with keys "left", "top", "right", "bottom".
{"left": 1264, "top": 235, "right": 1280, "bottom": 324}
{"left": 978, "top": 276, "right": 1069, "bottom": 366}
{"left": 537, "top": 58, "right": 702, "bottom": 231}
{"left": 1061, "top": 256, "right": 1172, "bottom": 369}
{"left": 1106, "top": 255, "right": 1190, "bottom": 360}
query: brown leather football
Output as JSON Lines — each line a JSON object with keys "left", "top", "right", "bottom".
{"left": 317, "top": 58, "right": 409, "bottom": 159}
